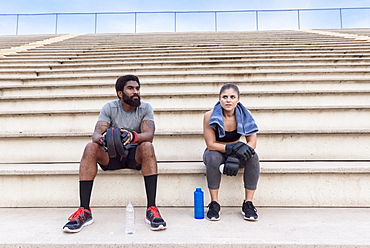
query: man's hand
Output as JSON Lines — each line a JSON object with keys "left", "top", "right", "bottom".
{"left": 93, "top": 121, "right": 110, "bottom": 146}
{"left": 98, "top": 132, "right": 108, "bottom": 152}
{"left": 120, "top": 129, "right": 139, "bottom": 145}
{"left": 98, "top": 133, "right": 105, "bottom": 146}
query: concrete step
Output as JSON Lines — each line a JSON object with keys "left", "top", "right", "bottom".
{"left": 2, "top": 53, "right": 370, "bottom": 66}
{"left": 3, "top": 60, "right": 370, "bottom": 72}
{"left": 37, "top": 34, "right": 362, "bottom": 42}
{"left": 4, "top": 50, "right": 370, "bottom": 62}
{"left": 0, "top": 31, "right": 366, "bottom": 50}
{"left": 3, "top": 58, "right": 370, "bottom": 72}
{"left": 1, "top": 161, "right": 369, "bottom": 207}
{"left": 10, "top": 34, "right": 370, "bottom": 48}
{"left": 3, "top": 63, "right": 370, "bottom": 78}
{"left": 26, "top": 43, "right": 357, "bottom": 49}
{"left": 2, "top": 53, "right": 370, "bottom": 68}
{"left": 0, "top": 75, "right": 370, "bottom": 91}
{"left": 1, "top": 69, "right": 370, "bottom": 84}
{"left": 1, "top": 207, "right": 369, "bottom": 247}
{"left": 16, "top": 38, "right": 370, "bottom": 47}
{"left": 0, "top": 90, "right": 368, "bottom": 111}
{"left": 1, "top": 106, "right": 369, "bottom": 133}
{"left": 11, "top": 46, "right": 370, "bottom": 58}
{"left": 0, "top": 130, "right": 369, "bottom": 163}
{"left": 8, "top": 33, "right": 364, "bottom": 42}
{"left": 2, "top": 78, "right": 370, "bottom": 94}
{"left": 15, "top": 46, "right": 370, "bottom": 57}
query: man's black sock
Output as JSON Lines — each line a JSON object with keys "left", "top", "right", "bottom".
{"left": 144, "top": 174, "right": 158, "bottom": 208}
{"left": 79, "top": 180, "right": 94, "bottom": 209}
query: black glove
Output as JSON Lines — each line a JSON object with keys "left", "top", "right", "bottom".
{"left": 99, "top": 133, "right": 106, "bottom": 146}
{"left": 120, "top": 130, "right": 130, "bottom": 144}
{"left": 101, "top": 127, "right": 130, "bottom": 158}
{"left": 120, "top": 129, "right": 139, "bottom": 145}
{"left": 225, "top": 142, "right": 255, "bottom": 161}
{"left": 100, "top": 132, "right": 108, "bottom": 151}
{"left": 223, "top": 155, "right": 240, "bottom": 176}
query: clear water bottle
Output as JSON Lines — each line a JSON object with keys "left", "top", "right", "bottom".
{"left": 194, "top": 188, "right": 204, "bottom": 219}
{"left": 125, "top": 201, "right": 135, "bottom": 234}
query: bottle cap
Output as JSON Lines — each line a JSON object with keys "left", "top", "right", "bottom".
{"left": 219, "top": 164, "right": 224, "bottom": 173}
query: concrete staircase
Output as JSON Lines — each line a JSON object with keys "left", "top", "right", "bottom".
{"left": 0, "top": 29, "right": 370, "bottom": 211}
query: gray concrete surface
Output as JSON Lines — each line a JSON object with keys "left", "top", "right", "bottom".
{"left": 1, "top": 207, "right": 370, "bottom": 247}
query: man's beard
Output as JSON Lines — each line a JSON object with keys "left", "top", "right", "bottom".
{"left": 123, "top": 93, "right": 141, "bottom": 107}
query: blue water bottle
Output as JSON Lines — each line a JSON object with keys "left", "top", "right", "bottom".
{"left": 194, "top": 188, "right": 204, "bottom": 219}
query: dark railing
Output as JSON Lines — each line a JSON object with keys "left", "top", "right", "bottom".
{"left": 0, "top": 7, "right": 369, "bottom": 35}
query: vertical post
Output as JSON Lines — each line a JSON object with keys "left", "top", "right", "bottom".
{"left": 94, "top": 13, "right": 98, "bottom": 34}
{"left": 256, "top": 11, "right": 259, "bottom": 31}
{"left": 55, "top": 14, "right": 58, "bottom": 34}
{"left": 135, "top": 12, "right": 137, "bottom": 33}
{"left": 339, "top": 8, "right": 343, "bottom": 29}
{"left": 174, "top": 12, "right": 177, "bottom": 32}
{"left": 215, "top": 11, "right": 218, "bottom": 32}
{"left": 16, "top": 14, "right": 19, "bottom": 35}
{"left": 297, "top": 10, "right": 301, "bottom": 30}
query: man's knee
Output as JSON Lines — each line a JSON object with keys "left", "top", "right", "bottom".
{"left": 82, "top": 142, "right": 105, "bottom": 160}
{"left": 138, "top": 142, "right": 155, "bottom": 155}
{"left": 84, "top": 142, "right": 100, "bottom": 154}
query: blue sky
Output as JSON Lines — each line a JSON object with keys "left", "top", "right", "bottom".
{"left": 1, "top": 0, "right": 370, "bottom": 13}
{"left": 1, "top": 0, "right": 370, "bottom": 35}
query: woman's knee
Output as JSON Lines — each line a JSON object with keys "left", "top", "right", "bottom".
{"left": 243, "top": 152, "right": 260, "bottom": 189}
{"left": 249, "top": 153, "right": 260, "bottom": 168}
{"left": 203, "top": 150, "right": 224, "bottom": 167}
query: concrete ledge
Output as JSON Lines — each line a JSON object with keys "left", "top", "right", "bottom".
{"left": 1, "top": 161, "right": 370, "bottom": 175}
{"left": 1, "top": 162, "right": 369, "bottom": 208}
{"left": 2, "top": 129, "right": 370, "bottom": 137}
{"left": 0, "top": 93, "right": 369, "bottom": 113}
{"left": 0, "top": 90, "right": 369, "bottom": 112}
{"left": 21, "top": 77, "right": 370, "bottom": 86}
{"left": 1, "top": 131, "right": 370, "bottom": 162}
{"left": 2, "top": 63, "right": 370, "bottom": 77}
{"left": 2, "top": 89, "right": 370, "bottom": 100}
{"left": 1, "top": 78, "right": 370, "bottom": 97}
{"left": 1, "top": 68, "right": 370, "bottom": 81}
{"left": 2, "top": 58, "right": 370, "bottom": 73}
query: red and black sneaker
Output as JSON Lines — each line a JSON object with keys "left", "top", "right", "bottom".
{"left": 145, "top": 206, "right": 167, "bottom": 231}
{"left": 63, "top": 207, "right": 94, "bottom": 233}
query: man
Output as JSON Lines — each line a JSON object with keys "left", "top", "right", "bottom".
{"left": 63, "top": 75, "right": 167, "bottom": 232}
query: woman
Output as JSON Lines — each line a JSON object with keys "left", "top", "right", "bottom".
{"left": 203, "top": 83, "right": 260, "bottom": 221}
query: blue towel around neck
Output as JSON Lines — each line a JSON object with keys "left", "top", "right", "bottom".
{"left": 209, "top": 101, "right": 258, "bottom": 138}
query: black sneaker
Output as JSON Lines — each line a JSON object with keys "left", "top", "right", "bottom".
{"left": 206, "top": 201, "right": 220, "bottom": 221}
{"left": 63, "top": 207, "right": 94, "bottom": 233}
{"left": 145, "top": 206, "right": 167, "bottom": 231}
{"left": 241, "top": 201, "right": 258, "bottom": 221}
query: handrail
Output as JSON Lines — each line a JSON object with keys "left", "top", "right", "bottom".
{"left": 0, "top": 7, "right": 369, "bottom": 35}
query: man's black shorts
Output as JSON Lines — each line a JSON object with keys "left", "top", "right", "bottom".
{"left": 99, "top": 145, "right": 141, "bottom": 171}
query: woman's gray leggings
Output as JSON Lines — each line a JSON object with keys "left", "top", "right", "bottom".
{"left": 203, "top": 148, "right": 260, "bottom": 190}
